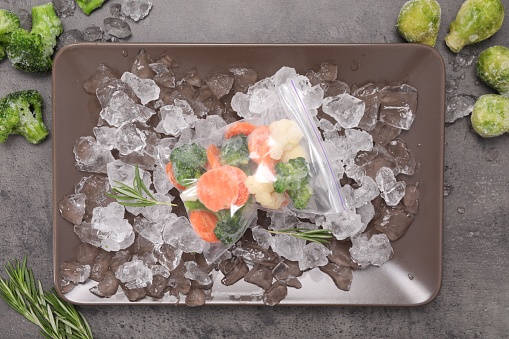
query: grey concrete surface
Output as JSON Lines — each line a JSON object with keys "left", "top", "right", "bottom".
{"left": 0, "top": 0, "right": 508, "bottom": 338}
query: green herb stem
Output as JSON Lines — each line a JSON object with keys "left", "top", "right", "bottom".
{"left": 108, "top": 165, "right": 177, "bottom": 208}
{"left": 0, "top": 258, "right": 93, "bottom": 339}
{"left": 267, "top": 228, "right": 334, "bottom": 244}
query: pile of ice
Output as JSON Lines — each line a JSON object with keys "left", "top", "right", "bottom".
{"left": 58, "top": 50, "right": 420, "bottom": 305}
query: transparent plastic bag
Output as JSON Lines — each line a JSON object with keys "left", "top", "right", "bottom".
{"left": 158, "top": 129, "right": 258, "bottom": 263}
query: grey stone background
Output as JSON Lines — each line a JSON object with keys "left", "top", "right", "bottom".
{"left": 0, "top": 0, "right": 508, "bottom": 338}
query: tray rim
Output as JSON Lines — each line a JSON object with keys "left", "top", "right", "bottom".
{"left": 52, "top": 42, "right": 444, "bottom": 307}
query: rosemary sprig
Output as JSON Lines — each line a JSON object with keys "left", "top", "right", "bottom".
{"left": 0, "top": 257, "right": 93, "bottom": 339}
{"left": 108, "top": 165, "right": 176, "bottom": 208}
{"left": 267, "top": 228, "right": 334, "bottom": 244}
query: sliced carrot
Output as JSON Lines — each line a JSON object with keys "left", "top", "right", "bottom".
{"left": 197, "top": 167, "right": 240, "bottom": 212}
{"left": 206, "top": 144, "right": 221, "bottom": 170}
{"left": 225, "top": 121, "right": 257, "bottom": 139}
{"left": 189, "top": 210, "right": 219, "bottom": 242}
{"left": 247, "top": 125, "right": 272, "bottom": 164}
{"left": 222, "top": 166, "right": 249, "bottom": 206}
{"left": 165, "top": 161, "right": 186, "bottom": 191}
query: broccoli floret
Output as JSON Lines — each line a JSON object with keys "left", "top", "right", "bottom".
{"left": 169, "top": 142, "right": 207, "bottom": 187}
{"left": 0, "top": 9, "right": 20, "bottom": 43}
{"left": 76, "top": 0, "right": 108, "bottom": 16}
{"left": 0, "top": 90, "right": 49, "bottom": 144}
{"left": 213, "top": 209, "right": 243, "bottom": 244}
{"left": 4, "top": 3, "right": 62, "bottom": 72}
{"left": 273, "top": 157, "right": 313, "bottom": 209}
{"left": 0, "top": 45, "right": 5, "bottom": 61}
{"left": 219, "top": 134, "right": 250, "bottom": 167}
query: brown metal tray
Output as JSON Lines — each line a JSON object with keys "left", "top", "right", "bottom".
{"left": 52, "top": 43, "right": 444, "bottom": 306}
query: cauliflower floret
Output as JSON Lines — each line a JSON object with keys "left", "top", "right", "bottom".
{"left": 280, "top": 144, "right": 307, "bottom": 163}
{"left": 245, "top": 175, "right": 286, "bottom": 210}
{"left": 268, "top": 119, "right": 304, "bottom": 160}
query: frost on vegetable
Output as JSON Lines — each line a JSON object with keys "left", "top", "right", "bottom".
{"left": 470, "top": 94, "right": 509, "bottom": 137}
{"left": 445, "top": 0, "right": 505, "bottom": 53}
{"left": 397, "top": 0, "right": 441, "bottom": 47}
{"left": 476, "top": 45, "right": 509, "bottom": 97}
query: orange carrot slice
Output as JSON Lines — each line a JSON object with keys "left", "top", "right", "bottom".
{"left": 222, "top": 166, "right": 249, "bottom": 206}
{"left": 189, "top": 210, "right": 219, "bottom": 242}
{"left": 225, "top": 121, "right": 257, "bottom": 139}
{"left": 247, "top": 125, "right": 272, "bottom": 164}
{"left": 206, "top": 144, "right": 221, "bottom": 170}
{"left": 165, "top": 161, "right": 186, "bottom": 191}
{"left": 197, "top": 167, "right": 240, "bottom": 212}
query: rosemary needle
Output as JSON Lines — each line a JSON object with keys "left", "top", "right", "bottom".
{"left": 267, "top": 228, "right": 334, "bottom": 244}
{"left": 0, "top": 257, "right": 93, "bottom": 339}
{"left": 108, "top": 165, "right": 176, "bottom": 208}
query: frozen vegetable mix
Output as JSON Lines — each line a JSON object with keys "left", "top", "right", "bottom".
{"left": 476, "top": 45, "right": 509, "bottom": 97}
{"left": 445, "top": 0, "right": 505, "bottom": 53}
{"left": 397, "top": 0, "right": 441, "bottom": 47}
{"left": 470, "top": 94, "right": 509, "bottom": 137}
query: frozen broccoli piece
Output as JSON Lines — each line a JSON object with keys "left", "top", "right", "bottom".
{"left": 76, "top": 0, "right": 108, "bottom": 16}
{"left": 397, "top": 0, "right": 441, "bottom": 47}
{"left": 169, "top": 143, "right": 207, "bottom": 187}
{"left": 273, "top": 157, "right": 313, "bottom": 209}
{"left": 213, "top": 209, "right": 243, "bottom": 244}
{"left": 470, "top": 94, "right": 509, "bottom": 138}
{"left": 0, "top": 9, "right": 20, "bottom": 43}
{"left": 219, "top": 134, "right": 249, "bottom": 167}
{"left": 5, "top": 3, "right": 63, "bottom": 72}
{"left": 476, "top": 46, "right": 509, "bottom": 97}
{"left": 0, "top": 90, "right": 49, "bottom": 144}
{"left": 445, "top": 0, "right": 505, "bottom": 53}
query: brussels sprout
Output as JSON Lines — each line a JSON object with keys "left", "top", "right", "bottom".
{"left": 470, "top": 94, "right": 509, "bottom": 137}
{"left": 397, "top": 0, "right": 441, "bottom": 47}
{"left": 476, "top": 46, "right": 509, "bottom": 97}
{"left": 445, "top": 0, "right": 505, "bottom": 53}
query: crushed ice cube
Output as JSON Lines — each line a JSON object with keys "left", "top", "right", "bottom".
{"left": 298, "top": 243, "right": 331, "bottom": 271}
{"left": 115, "top": 258, "right": 153, "bottom": 289}
{"left": 121, "top": 0, "right": 152, "bottom": 21}
{"left": 100, "top": 91, "right": 155, "bottom": 127}
{"left": 375, "top": 167, "right": 406, "bottom": 206}
{"left": 121, "top": 72, "right": 160, "bottom": 105}
{"left": 249, "top": 88, "right": 278, "bottom": 114}
{"left": 184, "top": 261, "right": 212, "bottom": 286}
{"left": 74, "top": 203, "right": 135, "bottom": 251}
{"left": 323, "top": 209, "right": 364, "bottom": 240}
{"left": 103, "top": 17, "right": 132, "bottom": 39}
{"left": 251, "top": 225, "right": 274, "bottom": 249}
{"left": 231, "top": 92, "right": 252, "bottom": 118}
{"left": 83, "top": 26, "right": 103, "bottom": 41}
{"left": 322, "top": 93, "right": 365, "bottom": 129}
{"left": 58, "top": 193, "right": 86, "bottom": 225}
{"left": 379, "top": 84, "right": 417, "bottom": 130}
{"left": 272, "top": 234, "right": 305, "bottom": 261}
{"left": 445, "top": 94, "right": 477, "bottom": 123}
{"left": 162, "top": 216, "right": 205, "bottom": 253}
{"left": 155, "top": 105, "right": 190, "bottom": 137}
{"left": 74, "top": 136, "right": 115, "bottom": 173}
{"left": 53, "top": 0, "right": 76, "bottom": 17}
{"left": 114, "top": 123, "right": 147, "bottom": 155}
{"left": 349, "top": 234, "right": 393, "bottom": 267}
{"left": 133, "top": 217, "right": 164, "bottom": 244}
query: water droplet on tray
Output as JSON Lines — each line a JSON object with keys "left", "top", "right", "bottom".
{"left": 122, "top": 49, "right": 128, "bottom": 57}
{"left": 350, "top": 60, "right": 359, "bottom": 71}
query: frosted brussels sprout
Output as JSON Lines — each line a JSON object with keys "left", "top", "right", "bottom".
{"left": 470, "top": 94, "right": 509, "bottom": 138}
{"left": 397, "top": 0, "right": 441, "bottom": 47}
{"left": 445, "top": 0, "right": 505, "bottom": 53}
{"left": 476, "top": 46, "right": 509, "bottom": 97}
